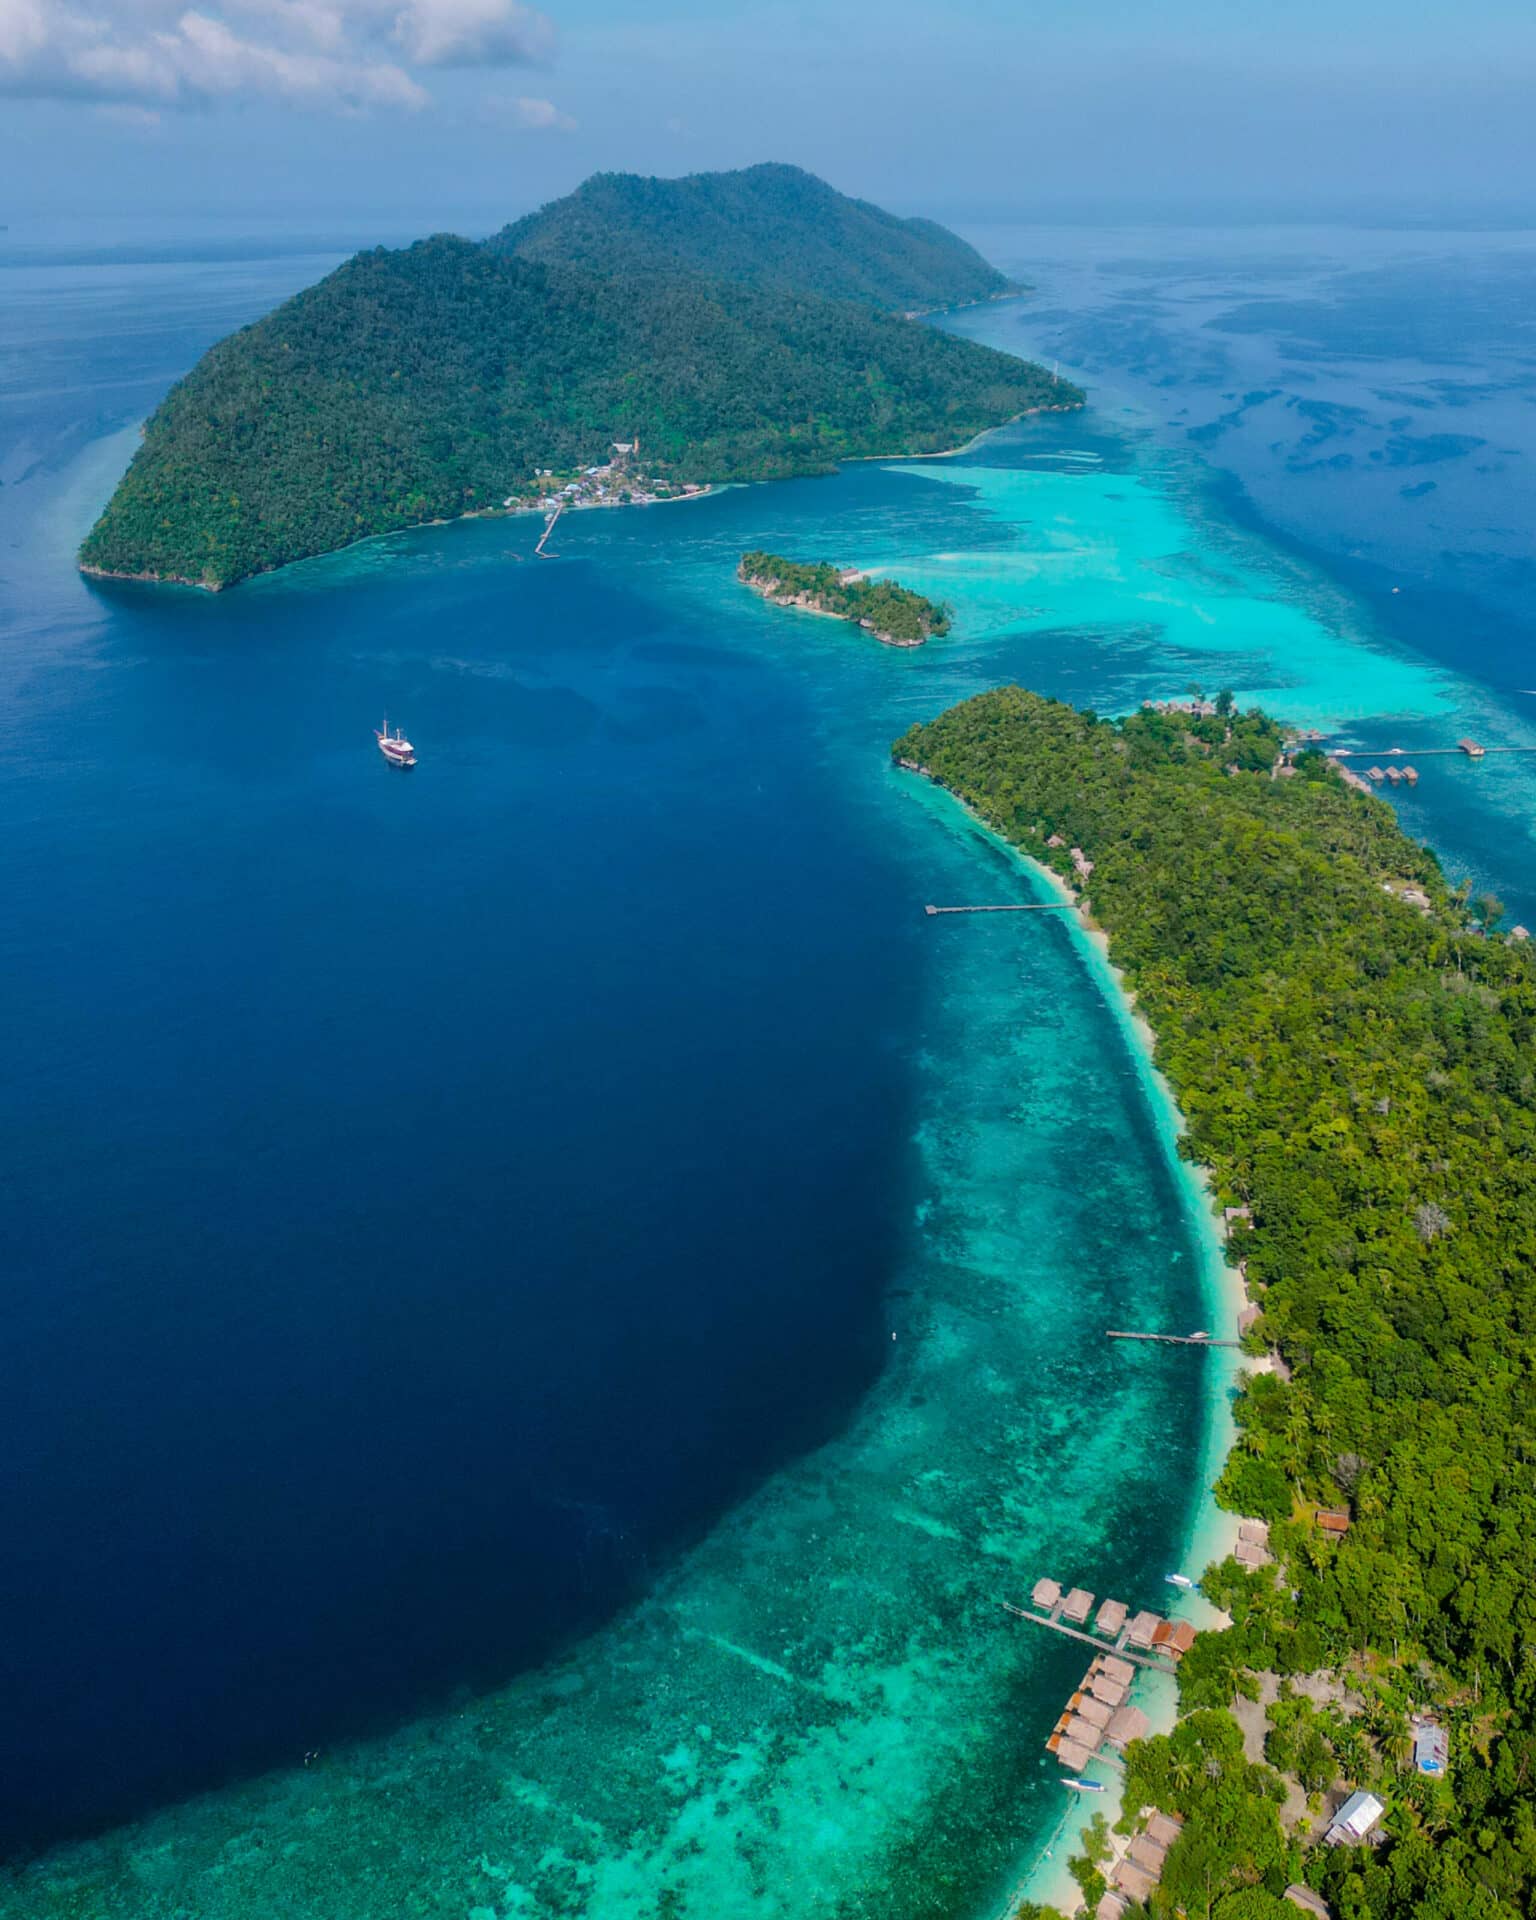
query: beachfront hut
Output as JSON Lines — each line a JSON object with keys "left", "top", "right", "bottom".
{"left": 1063, "top": 1713, "right": 1105, "bottom": 1752}
{"left": 1095, "top": 1893, "right": 1130, "bottom": 1920}
{"left": 1101, "top": 1655, "right": 1136, "bottom": 1687}
{"left": 1126, "top": 1609, "right": 1163, "bottom": 1649}
{"left": 1106, "top": 1705, "right": 1151, "bottom": 1747}
{"left": 1238, "top": 1521, "right": 1269, "bottom": 1546}
{"left": 1128, "top": 1833, "right": 1168, "bottom": 1874}
{"left": 1238, "top": 1303, "right": 1261, "bottom": 1335}
{"left": 1056, "top": 1736, "right": 1095, "bottom": 1772}
{"left": 1157, "top": 1619, "right": 1197, "bottom": 1657}
{"left": 1062, "top": 1587, "right": 1095, "bottom": 1625}
{"left": 1235, "top": 1537, "right": 1268, "bottom": 1569}
{"left": 1145, "top": 1812, "right": 1182, "bottom": 1848}
{"left": 1088, "top": 1672, "right": 1128, "bottom": 1707}
{"left": 1095, "top": 1597, "right": 1128, "bottom": 1637}
{"left": 1032, "top": 1577, "right": 1062, "bottom": 1610}
{"left": 1112, "top": 1860, "right": 1158, "bottom": 1904}
{"left": 1075, "top": 1695, "right": 1114, "bottom": 1730}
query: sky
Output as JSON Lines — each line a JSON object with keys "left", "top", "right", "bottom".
{"left": 2, "top": 0, "right": 1535, "bottom": 232}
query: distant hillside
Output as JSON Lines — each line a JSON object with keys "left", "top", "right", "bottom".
{"left": 80, "top": 236, "right": 1074, "bottom": 590}
{"left": 492, "top": 163, "right": 1011, "bottom": 311}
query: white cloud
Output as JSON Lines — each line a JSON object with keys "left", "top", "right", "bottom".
{"left": 0, "top": 0, "right": 554, "bottom": 112}
{"left": 490, "top": 89, "right": 571, "bottom": 130}
{"left": 392, "top": 0, "right": 553, "bottom": 68}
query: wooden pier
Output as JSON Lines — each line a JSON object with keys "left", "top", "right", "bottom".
{"left": 925, "top": 902, "right": 1076, "bottom": 916}
{"left": 1107, "top": 1330, "right": 1242, "bottom": 1349}
{"left": 997, "top": 1599, "right": 1177, "bottom": 1674}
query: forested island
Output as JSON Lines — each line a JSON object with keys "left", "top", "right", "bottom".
{"left": 897, "top": 688, "right": 1536, "bottom": 1920}
{"left": 79, "top": 165, "right": 1081, "bottom": 591}
{"left": 739, "top": 551, "right": 951, "bottom": 646}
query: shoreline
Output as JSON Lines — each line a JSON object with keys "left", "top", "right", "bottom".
{"left": 77, "top": 475, "right": 723, "bottom": 595}
{"left": 901, "top": 772, "right": 1247, "bottom": 1918}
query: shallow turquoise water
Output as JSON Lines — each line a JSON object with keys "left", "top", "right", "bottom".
{"left": 13, "top": 298, "right": 1528, "bottom": 1917}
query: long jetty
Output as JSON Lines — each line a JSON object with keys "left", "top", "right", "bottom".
{"left": 1107, "top": 1330, "right": 1242, "bottom": 1349}
{"left": 996, "top": 1599, "right": 1177, "bottom": 1674}
{"left": 925, "top": 902, "right": 1076, "bottom": 916}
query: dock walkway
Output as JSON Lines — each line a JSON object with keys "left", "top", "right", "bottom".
{"left": 997, "top": 1599, "right": 1177, "bottom": 1674}
{"left": 1106, "top": 1330, "right": 1242, "bottom": 1349}
{"left": 924, "top": 902, "right": 1076, "bottom": 916}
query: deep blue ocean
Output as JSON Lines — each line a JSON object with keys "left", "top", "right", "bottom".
{"left": 4, "top": 217, "right": 1536, "bottom": 1917}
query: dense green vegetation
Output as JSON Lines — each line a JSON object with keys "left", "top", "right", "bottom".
{"left": 739, "top": 550, "right": 951, "bottom": 644}
{"left": 81, "top": 169, "right": 1079, "bottom": 589}
{"left": 895, "top": 688, "right": 1536, "bottom": 1919}
{"left": 492, "top": 162, "right": 1012, "bottom": 310}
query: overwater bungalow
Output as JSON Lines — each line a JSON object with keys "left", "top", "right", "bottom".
{"left": 1094, "top": 1597, "right": 1128, "bottom": 1637}
{"left": 1063, "top": 1712, "right": 1105, "bottom": 1752}
{"left": 1403, "top": 765, "right": 1419, "bottom": 783}
{"left": 1366, "top": 765, "right": 1386, "bottom": 782}
{"left": 1074, "top": 1695, "right": 1114, "bottom": 1730}
{"left": 1126, "top": 1609, "right": 1163, "bottom": 1649}
{"left": 1032, "top": 1576, "right": 1062, "bottom": 1610}
{"left": 1062, "top": 1587, "right": 1095, "bottom": 1626}
{"left": 1087, "top": 1671, "right": 1129, "bottom": 1707}
{"left": 1385, "top": 765, "right": 1403, "bottom": 784}
{"left": 1100, "top": 1654, "right": 1136, "bottom": 1687}
{"left": 1056, "top": 1735, "right": 1095, "bottom": 1771}
{"left": 1459, "top": 738, "right": 1486, "bottom": 758}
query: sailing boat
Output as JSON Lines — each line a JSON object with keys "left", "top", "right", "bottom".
{"left": 375, "top": 717, "right": 416, "bottom": 768}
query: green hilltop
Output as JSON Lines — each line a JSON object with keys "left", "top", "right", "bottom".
{"left": 79, "top": 167, "right": 1079, "bottom": 591}
{"left": 491, "top": 161, "right": 1014, "bottom": 310}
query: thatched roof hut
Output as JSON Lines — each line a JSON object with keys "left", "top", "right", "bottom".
{"left": 1145, "top": 1811, "right": 1182, "bottom": 1847}
{"left": 1032, "top": 1577, "right": 1062, "bottom": 1610}
{"left": 1056, "top": 1735, "right": 1094, "bottom": 1771}
{"left": 1087, "top": 1672, "right": 1128, "bottom": 1707}
{"left": 1106, "top": 1704, "right": 1151, "bottom": 1746}
{"left": 1112, "top": 1861, "right": 1157, "bottom": 1903}
{"left": 1075, "top": 1695, "right": 1114, "bottom": 1730}
{"left": 1063, "top": 1713, "right": 1105, "bottom": 1752}
{"left": 1101, "top": 1655, "right": 1136, "bottom": 1687}
{"left": 1126, "top": 1609, "right": 1163, "bottom": 1649}
{"left": 1128, "top": 1832, "right": 1168, "bottom": 1873}
{"left": 1062, "top": 1587, "right": 1095, "bottom": 1625}
{"left": 1095, "top": 1597, "right": 1128, "bottom": 1636}
{"left": 1095, "top": 1894, "right": 1130, "bottom": 1920}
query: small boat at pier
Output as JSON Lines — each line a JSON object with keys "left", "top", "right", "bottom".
{"left": 1063, "top": 1778, "right": 1106, "bottom": 1793}
{"left": 376, "top": 717, "right": 416, "bottom": 768}
{"left": 1165, "top": 1573, "right": 1195, "bottom": 1591}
